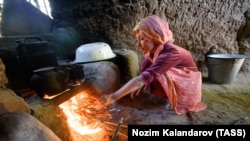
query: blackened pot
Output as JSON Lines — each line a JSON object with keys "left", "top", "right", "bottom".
{"left": 30, "top": 67, "right": 70, "bottom": 98}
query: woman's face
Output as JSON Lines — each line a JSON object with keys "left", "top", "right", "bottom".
{"left": 137, "top": 35, "right": 155, "bottom": 54}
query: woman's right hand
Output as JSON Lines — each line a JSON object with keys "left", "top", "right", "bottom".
{"left": 130, "top": 89, "right": 140, "bottom": 99}
{"left": 130, "top": 86, "right": 144, "bottom": 99}
{"left": 99, "top": 94, "right": 117, "bottom": 107}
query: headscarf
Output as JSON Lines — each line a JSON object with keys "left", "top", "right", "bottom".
{"left": 132, "top": 15, "right": 174, "bottom": 45}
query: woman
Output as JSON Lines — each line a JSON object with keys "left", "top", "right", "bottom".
{"left": 101, "top": 15, "right": 206, "bottom": 114}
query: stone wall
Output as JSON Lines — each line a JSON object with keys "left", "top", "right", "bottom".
{"left": 1, "top": 0, "right": 250, "bottom": 72}
{"left": 49, "top": 0, "right": 250, "bottom": 72}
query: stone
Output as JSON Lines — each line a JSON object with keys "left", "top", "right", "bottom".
{"left": 0, "top": 112, "right": 61, "bottom": 141}
{"left": 0, "top": 88, "right": 31, "bottom": 114}
{"left": 0, "top": 58, "right": 8, "bottom": 88}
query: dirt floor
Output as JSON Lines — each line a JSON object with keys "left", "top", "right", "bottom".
{"left": 106, "top": 73, "right": 250, "bottom": 125}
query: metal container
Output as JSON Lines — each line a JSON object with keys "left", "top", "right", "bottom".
{"left": 207, "top": 54, "right": 248, "bottom": 84}
{"left": 29, "top": 67, "right": 70, "bottom": 98}
{"left": 16, "top": 36, "right": 58, "bottom": 82}
{"left": 58, "top": 61, "right": 85, "bottom": 86}
{"left": 74, "top": 42, "right": 116, "bottom": 63}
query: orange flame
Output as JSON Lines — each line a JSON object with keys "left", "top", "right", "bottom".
{"left": 59, "top": 91, "right": 103, "bottom": 136}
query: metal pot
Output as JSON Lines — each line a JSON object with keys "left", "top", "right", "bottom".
{"left": 59, "top": 61, "right": 85, "bottom": 86}
{"left": 29, "top": 67, "right": 70, "bottom": 98}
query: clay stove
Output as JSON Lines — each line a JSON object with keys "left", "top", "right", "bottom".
{"left": 25, "top": 61, "right": 127, "bottom": 141}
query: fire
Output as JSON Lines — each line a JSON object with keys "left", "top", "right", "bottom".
{"left": 59, "top": 91, "right": 110, "bottom": 136}
{"left": 57, "top": 90, "right": 128, "bottom": 141}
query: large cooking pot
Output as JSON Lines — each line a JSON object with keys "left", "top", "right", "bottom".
{"left": 58, "top": 61, "right": 85, "bottom": 86}
{"left": 74, "top": 42, "right": 116, "bottom": 63}
{"left": 29, "top": 67, "right": 70, "bottom": 98}
{"left": 30, "top": 63, "right": 85, "bottom": 98}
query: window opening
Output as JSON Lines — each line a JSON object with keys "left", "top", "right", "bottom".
{"left": 0, "top": 0, "right": 3, "bottom": 21}
{"left": 26, "top": 0, "right": 52, "bottom": 18}
{"left": 0, "top": 0, "right": 52, "bottom": 36}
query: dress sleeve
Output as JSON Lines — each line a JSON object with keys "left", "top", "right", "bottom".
{"left": 141, "top": 47, "right": 181, "bottom": 84}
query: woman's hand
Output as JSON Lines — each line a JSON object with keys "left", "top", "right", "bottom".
{"left": 130, "top": 86, "right": 144, "bottom": 99}
{"left": 130, "top": 89, "right": 141, "bottom": 99}
{"left": 99, "top": 94, "right": 117, "bottom": 107}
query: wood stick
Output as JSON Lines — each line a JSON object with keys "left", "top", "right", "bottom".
{"left": 103, "top": 121, "right": 128, "bottom": 128}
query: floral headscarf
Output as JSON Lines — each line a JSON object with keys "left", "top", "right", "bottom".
{"left": 132, "top": 15, "right": 174, "bottom": 45}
